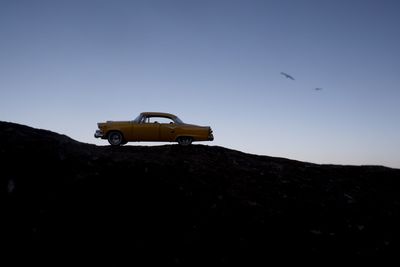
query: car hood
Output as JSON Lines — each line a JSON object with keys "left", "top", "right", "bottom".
{"left": 105, "top": 121, "right": 131, "bottom": 123}
{"left": 98, "top": 121, "right": 131, "bottom": 127}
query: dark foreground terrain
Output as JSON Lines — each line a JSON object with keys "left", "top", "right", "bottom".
{"left": 2, "top": 121, "right": 400, "bottom": 264}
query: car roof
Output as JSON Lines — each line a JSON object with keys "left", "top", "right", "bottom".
{"left": 140, "top": 112, "right": 178, "bottom": 118}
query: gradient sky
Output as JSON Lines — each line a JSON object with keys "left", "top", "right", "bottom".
{"left": 1, "top": 0, "right": 400, "bottom": 168}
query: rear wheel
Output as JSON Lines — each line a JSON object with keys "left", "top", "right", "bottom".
{"left": 177, "top": 137, "right": 193, "bottom": 146}
{"left": 108, "top": 131, "right": 124, "bottom": 146}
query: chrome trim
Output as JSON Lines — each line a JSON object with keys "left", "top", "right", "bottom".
{"left": 94, "top": 130, "right": 104, "bottom": 138}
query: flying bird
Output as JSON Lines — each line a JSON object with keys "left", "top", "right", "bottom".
{"left": 314, "top": 87, "right": 323, "bottom": 91}
{"left": 280, "top": 72, "right": 295, "bottom": 80}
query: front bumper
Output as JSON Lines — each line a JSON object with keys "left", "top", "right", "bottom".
{"left": 94, "top": 130, "right": 104, "bottom": 138}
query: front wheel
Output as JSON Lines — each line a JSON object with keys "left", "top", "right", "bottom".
{"left": 108, "top": 131, "right": 124, "bottom": 146}
{"left": 177, "top": 137, "right": 193, "bottom": 146}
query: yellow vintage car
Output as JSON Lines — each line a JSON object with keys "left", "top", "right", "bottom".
{"left": 94, "top": 112, "right": 214, "bottom": 146}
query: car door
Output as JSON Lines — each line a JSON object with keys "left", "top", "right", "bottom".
{"left": 133, "top": 116, "right": 160, "bottom": 141}
{"left": 159, "top": 123, "right": 178, "bottom": 141}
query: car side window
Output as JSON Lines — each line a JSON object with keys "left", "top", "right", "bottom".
{"left": 150, "top": 117, "right": 175, "bottom": 124}
{"left": 139, "top": 116, "right": 175, "bottom": 124}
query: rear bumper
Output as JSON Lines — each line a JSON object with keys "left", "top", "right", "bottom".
{"left": 94, "top": 130, "right": 104, "bottom": 138}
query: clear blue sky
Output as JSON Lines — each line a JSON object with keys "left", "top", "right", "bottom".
{"left": 1, "top": 0, "right": 399, "bottom": 168}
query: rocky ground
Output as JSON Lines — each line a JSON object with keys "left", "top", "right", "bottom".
{"left": 2, "top": 121, "right": 400, "bottom": 264}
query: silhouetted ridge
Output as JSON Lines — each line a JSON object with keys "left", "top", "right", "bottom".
{"left": 1, "top": 121, "right": 400, "bottom": 264}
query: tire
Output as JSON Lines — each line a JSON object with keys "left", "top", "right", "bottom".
{"left": 108, "top": 131, "right": 124, "bottom": 146}
{"left": 177, "top": 137, "right": 193, "bottom": 146}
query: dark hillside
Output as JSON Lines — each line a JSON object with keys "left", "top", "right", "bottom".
{"left": 1, "top": 121, "right": 400, "bottom": 264}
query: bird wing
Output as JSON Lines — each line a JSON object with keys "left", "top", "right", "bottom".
{"left": 280, "top": 72, "right": 295, "bottom": 80}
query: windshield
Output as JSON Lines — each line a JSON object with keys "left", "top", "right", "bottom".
{"left": 132, "top": 114, "right": 142, "bottom": 123}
